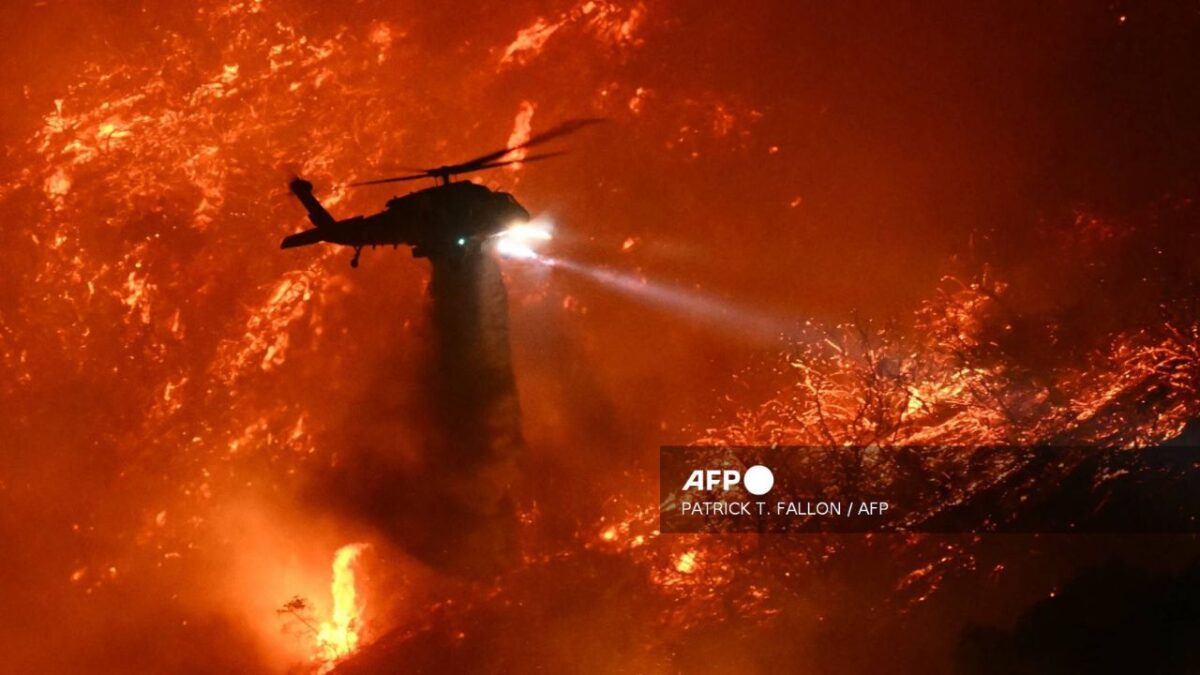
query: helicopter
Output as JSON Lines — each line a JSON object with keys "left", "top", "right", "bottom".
{"left": 280, "top": 118, "right": 603, "bottom": 267}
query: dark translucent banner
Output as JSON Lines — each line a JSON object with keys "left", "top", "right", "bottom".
{"left": 659, "top": 445, "right": 1200, "bottom": 533}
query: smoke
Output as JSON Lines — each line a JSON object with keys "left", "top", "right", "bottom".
{"left": 3, "top": 1, "right": 1200, "bottom": 672}
{"left": 419, "top": 247, "right": 525, "bottom": 571}
{"left": 311, "top": 247, "right": 524, "bottom": 577}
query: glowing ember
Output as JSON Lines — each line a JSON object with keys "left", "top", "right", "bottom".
{"left": 674, "top": 550, "right": 697, "bottom": 574}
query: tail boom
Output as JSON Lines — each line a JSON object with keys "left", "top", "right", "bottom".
{"left": 280, "top": 228, "right": 326, "bottom": 249}
{"left": 290, "top": 177, "right": 336, "bottom": 228}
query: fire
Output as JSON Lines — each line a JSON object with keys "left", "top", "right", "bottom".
{"left": 499, "top": 1, "right": 645, "bottom": 66}
{"left": 505, "top": 101, "right": 536, "bottom": 169}
{"left": 3, "top": 0, "right": 1199, "bottom": 671}
{"left": 674, "top": 550, "right": 698, "bottom": 574}
{"left": 315, "top": 543, "right": 370, "bottom": 670}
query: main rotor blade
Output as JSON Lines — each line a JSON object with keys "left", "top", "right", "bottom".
{"left": 449, "top": 118, "right": 605, "bottom": 172}
{"left": 348, "top": 172, "right": 434, "bottom": 187}
{"left": 471, "top": 151, "right": 568, "bottom": 171}
{"left": 349, "top": 151, "right": 569, "bottom": 187}
{"left": 348, "top": 118, "right": 602, "bottom": 188}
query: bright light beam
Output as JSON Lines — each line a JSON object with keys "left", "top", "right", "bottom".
{"left": 492, "top": 224, "right": 793, "bottom": 344}
{"left": 544, "top": 256, "right": 800, "bottom": 345}
{"left": 493, "top": 218, "right": 553, "bottom": 259}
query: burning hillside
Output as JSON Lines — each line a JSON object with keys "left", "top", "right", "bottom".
{"left": 2, "top": 0, "right": 1200, "bottom": 673}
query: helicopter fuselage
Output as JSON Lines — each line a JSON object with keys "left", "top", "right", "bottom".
{"left": 281, "top": 179, "right": 531, "bottom": 264}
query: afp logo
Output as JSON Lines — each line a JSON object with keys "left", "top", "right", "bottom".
{"left": 682, "top": 465, "right": 774, "bottom": 496}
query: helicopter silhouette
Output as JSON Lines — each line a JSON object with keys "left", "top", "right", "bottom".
{"left": 280, "top": 118, "right": 603, "bottom": 267}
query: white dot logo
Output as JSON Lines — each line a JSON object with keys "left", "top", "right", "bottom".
{"left": 743, "top": 465, "right": 774, "bottom": 495}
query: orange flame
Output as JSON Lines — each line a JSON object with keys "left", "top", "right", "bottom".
{"left": 505, "top": 101, "right": 536, "bottom": 169}
{"left": 316, "top": 543, "right": 369, "bottom": 671}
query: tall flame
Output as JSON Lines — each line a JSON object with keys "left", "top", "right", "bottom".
{"left": 505, "top": 101, "right": 536, "bottom": 169}
{"left": 316, "top": 543, "right": 369, "bottom": 670}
